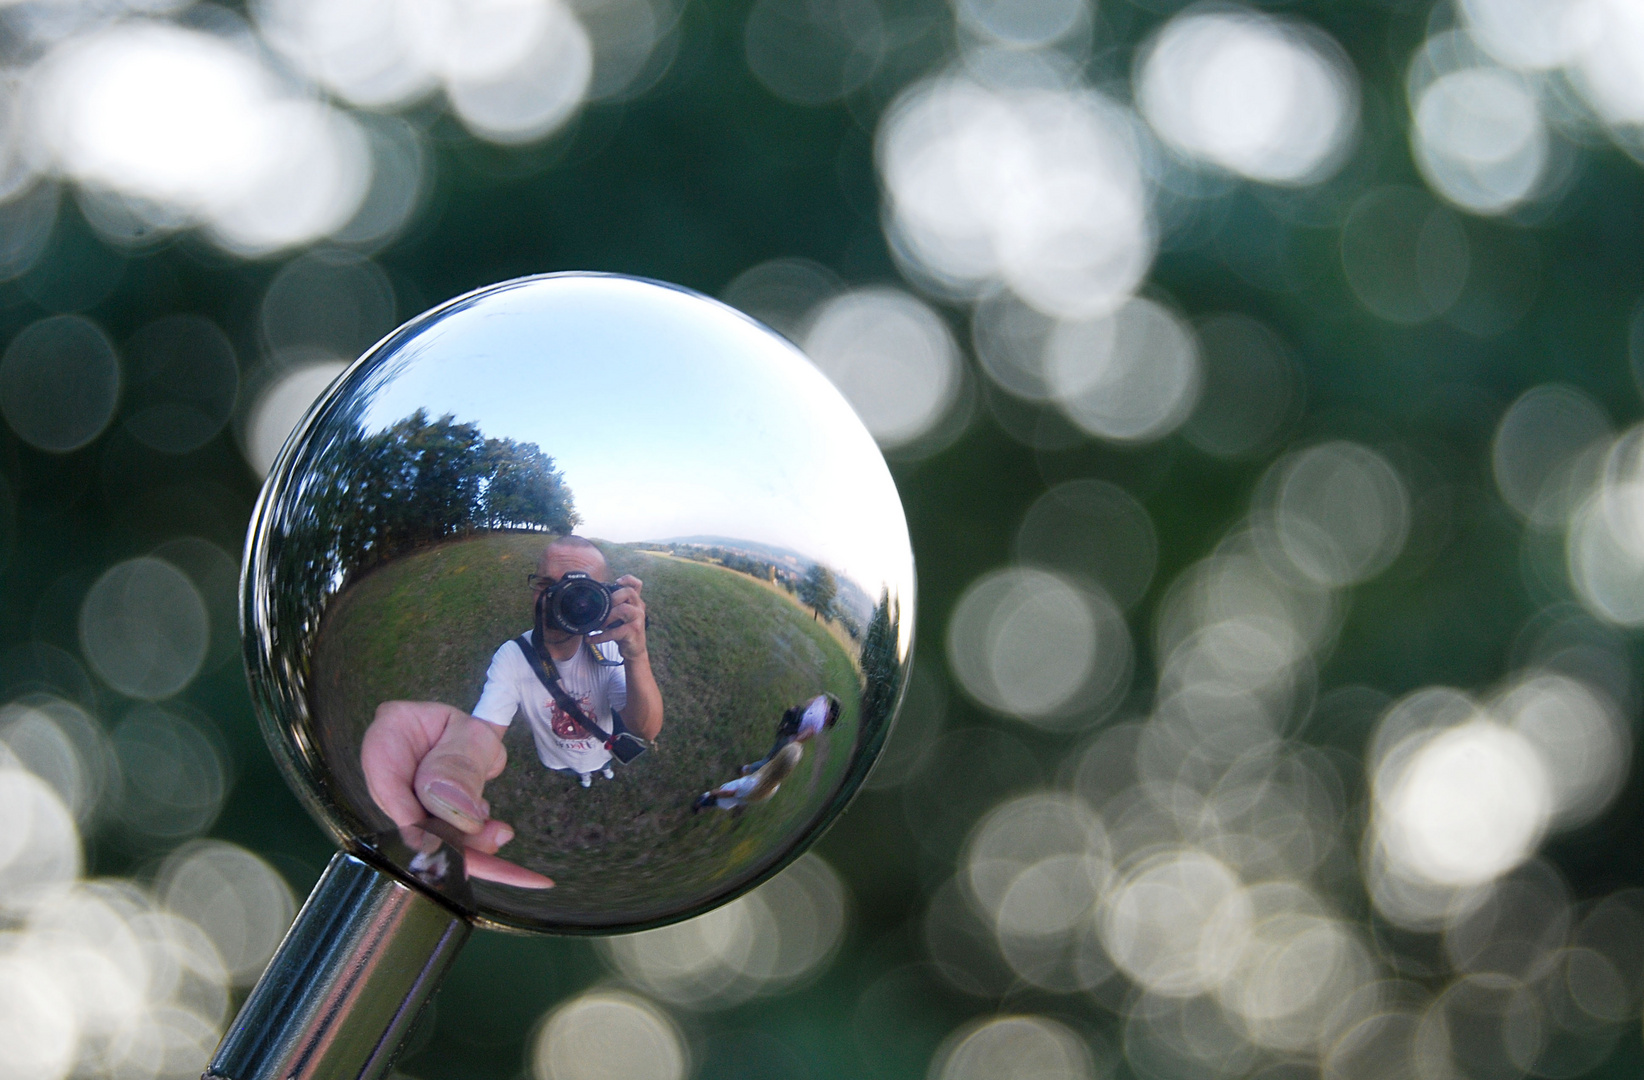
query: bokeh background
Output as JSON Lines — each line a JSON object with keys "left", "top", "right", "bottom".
{"left": 5, "top": 0, "right": 1644, "bottom": 1077}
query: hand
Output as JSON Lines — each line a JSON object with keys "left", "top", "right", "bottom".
{"left": 361, "top": 701, "right": 553, "bottom": 889}
{"left": 589, "top": 574, "right": 647, "bottom": 660}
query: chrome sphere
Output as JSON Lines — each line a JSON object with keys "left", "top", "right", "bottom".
{"left": 243, "top": 274, "right": 914, "bottom": 933}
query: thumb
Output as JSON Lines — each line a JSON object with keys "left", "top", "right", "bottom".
{"left": 417, "top": 776, "right": 488, "bottom": 834}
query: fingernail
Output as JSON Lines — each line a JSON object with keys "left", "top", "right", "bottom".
{"left": 423, "top": 780, "right": 483, "bottom": 829}
{"left": 495, "top": 824, "right": 514, "bottom": 846}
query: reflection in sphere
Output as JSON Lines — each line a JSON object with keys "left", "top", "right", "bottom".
{"left": 245, "top": 274, "right": 913, "bottom": 933}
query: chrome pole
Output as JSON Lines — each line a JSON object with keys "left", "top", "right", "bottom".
{"left": 204, "top": 828, "right": 475, "bottom": 1080}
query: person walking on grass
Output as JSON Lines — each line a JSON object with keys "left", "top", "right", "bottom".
{"left": 740, "top": 692, "right": 839, "bottom": 776}
{"left": 694, "top": 742, "right": 804, "bottom": 815}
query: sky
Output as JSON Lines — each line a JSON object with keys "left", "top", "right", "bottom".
{"left": 355, "top": 274, "right": 915, "bottom": 615}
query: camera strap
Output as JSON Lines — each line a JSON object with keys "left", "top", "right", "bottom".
{"left": 514, "top": 633, "right": 616, "bottom": 748}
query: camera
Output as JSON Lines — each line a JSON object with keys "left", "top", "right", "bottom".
{"left": 537, "top": 571, "right": 623, "bottom": 636}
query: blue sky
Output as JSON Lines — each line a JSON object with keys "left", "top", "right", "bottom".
{"left": 356, "top": 274, "right": 914, "bottom": 621}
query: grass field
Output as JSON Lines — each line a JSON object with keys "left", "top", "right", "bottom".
{"left": 311, "top": 531, "right": 862, "bottom": 926}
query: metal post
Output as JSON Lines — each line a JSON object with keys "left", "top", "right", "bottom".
{"left": 203, "top": 850, "right": 471, "bottom": 1080}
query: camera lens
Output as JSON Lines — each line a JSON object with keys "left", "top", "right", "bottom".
{"left": 554, "top": 577, "right": 612, "bottom": 634}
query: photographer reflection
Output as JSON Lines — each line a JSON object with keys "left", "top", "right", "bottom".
{"left": 359, "top": 536, "right": 663, "bottom": 886}
{"left": 473, "top": 535, "right": 664, "bottom": 786}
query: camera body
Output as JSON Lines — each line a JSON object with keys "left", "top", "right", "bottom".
{"left": 537, "top": 570, "right": 622, "bottom": 636}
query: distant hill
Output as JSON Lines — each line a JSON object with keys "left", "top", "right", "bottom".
{"left": 645, "top": 535, "right": 876, "bottom": 626}
{"left": 654, "top": 535, "right": 810, "bottom": 567}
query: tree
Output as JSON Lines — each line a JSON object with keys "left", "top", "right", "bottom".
{"left": 268, "top": 407, "right": 581, "bottom": 658}
{"left": 858, "top": 587, "right": 902, "bottom": 745}
{"left": 481, "top": 437, "right": 579, "bottom": 533}
{"left": 797, "top": 563, "right": 837, "bottom": 621}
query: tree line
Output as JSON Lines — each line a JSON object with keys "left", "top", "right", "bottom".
{"left": 319, "top": 409, "right": 577, "bottom": 566}
{"left": 266, "top": 408, "right": 578, "bottom": 655}
{"left": 857, "top": 586, "right": 903, "bottom": 760}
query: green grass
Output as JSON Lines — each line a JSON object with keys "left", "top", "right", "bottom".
{"left": 311, "top": 531, "right": 862, "bottom": 927}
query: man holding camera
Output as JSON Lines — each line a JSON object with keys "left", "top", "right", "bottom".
{"left": 360, "top": 536, "right": 663, "bottom": 883}
{"left": 470, "top": 535, "right": 664, "bottom": 787}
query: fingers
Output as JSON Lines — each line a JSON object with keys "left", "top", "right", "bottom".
{"left": 418, "top": 779, "right": 489, "bottom": 834}
{"left": 448, "top": 817, "right": 516, "bottom": 855}
{"left": 361, "top": 701, "right": 553, "bottom": 890}
{"left": 590, "top": 597, "right": 646, "bottom": 653}
{"left": 605, "top": 577, "right": 644, "bottom": 615}
{"left": 435, "top": 817, "right": 554, "bottom": 889}
{"left": 591, "top": 606, "right": 640, "bottom": 638}
{"left": 415, "top": 715, "right": 507, "bottom": 834}
{"left": 465, "top": 850, "right": 555, "bottom": 889}
{"left": 362, "top": 701, "right": 449, "bottom": 827}
{"left": 599, "top": 595, "right": 643, "bottom": 628}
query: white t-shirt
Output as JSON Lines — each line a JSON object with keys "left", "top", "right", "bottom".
{"left": 796, "top": 695, "right": 831, "bottom": 740}
{"left": 715, "top": 772, "right": 778, "bottom": 809}
{"left": 471, "top": 632, "right": 627, "bottom": 774}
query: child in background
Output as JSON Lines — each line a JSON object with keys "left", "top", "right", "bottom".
{"left": 694, "top": 742, "right": 804, "bottom": 815}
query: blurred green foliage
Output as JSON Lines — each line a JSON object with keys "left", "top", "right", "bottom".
{"left": 6, "top": 0, "right": 1644, "bottom": 1076}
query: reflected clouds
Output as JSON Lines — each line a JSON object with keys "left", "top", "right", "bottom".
{"left": 356, "top": 277, "right": 912, "bottom": 605}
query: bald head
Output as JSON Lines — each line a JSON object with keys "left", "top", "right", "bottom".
{"left": 538, "top": 535, "right": 609, "bottom": 582}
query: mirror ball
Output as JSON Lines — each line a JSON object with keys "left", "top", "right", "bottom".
{"left": 242, "top": 273, "right": 916, "bottom": 933}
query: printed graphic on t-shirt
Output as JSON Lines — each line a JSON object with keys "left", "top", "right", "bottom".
{"left": 548, "top": 693, "right": 597, "bottom": 742}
